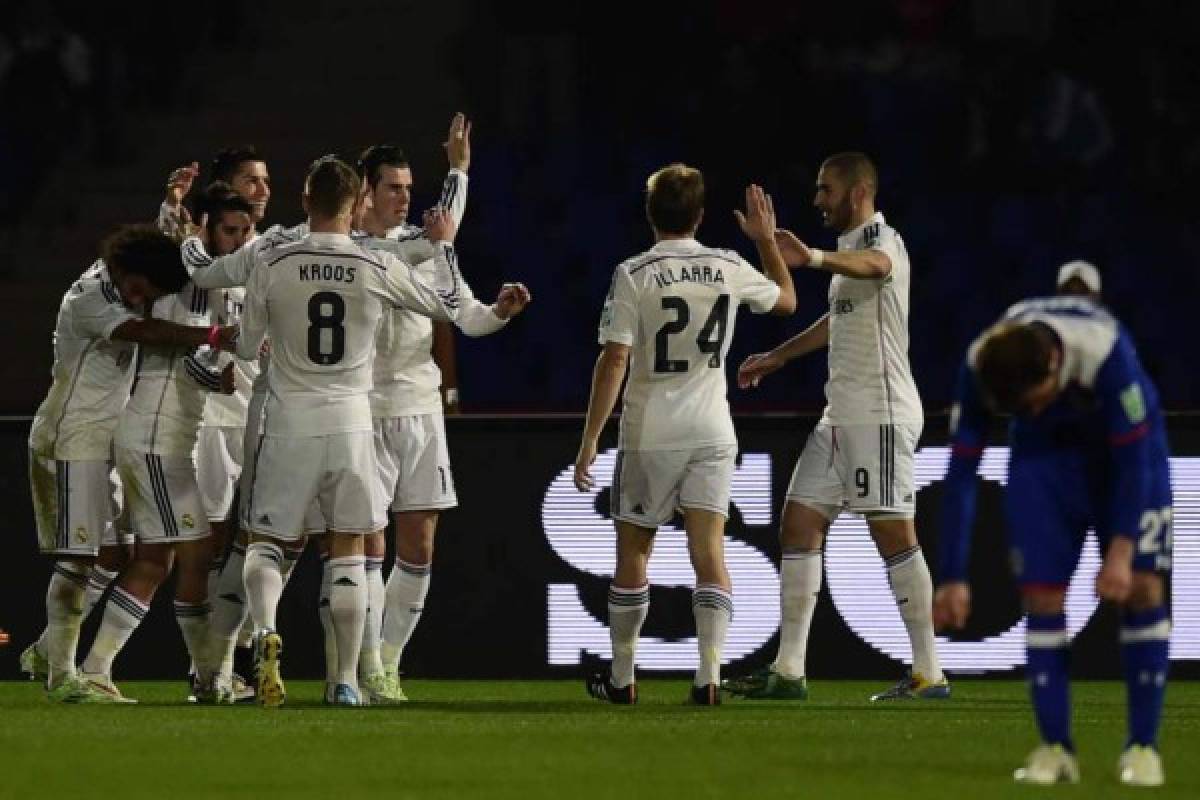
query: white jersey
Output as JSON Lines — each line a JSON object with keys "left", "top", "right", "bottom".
{"left": 599, "top": 238, "right": 781, "bottom": 451}
{"left": 29, "top": 261, "right": 138, "bottom": 460}
{"left": 822, "top": 212, "right": 922, "bottom": 426}
{"left": 116, "top": 284, "right": 226, "bottom": 456}
{"left": 368, "top": 170, "right": 509, "bottom": 417}
{"left": 235, "top": 232, "right": 464, "bottom": 437}
{"left": 200, "top": 286, "right": 259, "bottom": 428}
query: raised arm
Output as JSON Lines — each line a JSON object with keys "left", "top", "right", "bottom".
{"left": 183, "top": 236, "right": 259, "bottom": 289}
{"left": 376, "top": 210, "right": 464, "bottom": 322}
{"left": 734, "top": 184, "right": 794, "bottom": 315}
{"left": 441, "top": 112, "right": 471, "bottom": 228}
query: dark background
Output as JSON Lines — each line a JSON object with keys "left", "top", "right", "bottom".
{"left": 1, "top": 0, "right": 1197, "bottom": 414}
{"left": 2, "top": 415, "right": 1198, "bottom": 681}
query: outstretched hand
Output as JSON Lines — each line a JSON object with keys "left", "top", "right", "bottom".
{"left": 424, "top": 207, "right": 458, "bottom": 243}
{"left": 737, "top": 351, "right": 784, "bottom": 389}
{"left": 774, "top": 229, "right": 815, "bottom": 268}
{"left": 165, "top": 161, "right": 200, "bottom": 210}
{"left": 933, "top": 582, "right": 971, "bottom": 631}
{"left": 733, "top": 184, "right": 777, "bottom": 243}
{"left": 444, "top": 112, "right": 472, "bottom": 172}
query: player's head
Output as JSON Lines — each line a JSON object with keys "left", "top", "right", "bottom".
{"left": 645, "top": 163, "right": 704, "bottom": 236}
{"left": 815, "top": 152, "right": 878, "bottom": 232}
{"left": 196, "top": 181, "right": 254, "bottom": 257}
{"left": 211, "top": 146, "right": 270, "bottom": 223}
{"left": 303, "top": 155, "right": 361, "bottom": 227}
{"left": 357, "top": 144, "right": 413, "bottom": 231}
{"left": 974, "top": 321, "right": 1063, "bottom": 416}
{"left": 102, "top": 224, "right": 190, "bottom": 309}
{"left": 1056, "top": 260, "right": 1102, "bottom": 301}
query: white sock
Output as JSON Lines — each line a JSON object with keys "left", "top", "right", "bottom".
{"left": 774, "top": 549, "right": 821, "bottom": 678}
{"left": 45, "top": 562, "right": 88, "bottom": 687}
{"left": 692, "top": 584, "right": 733, "bottom": 688}
{"left": 243, "top": 542, "right": 284, "bottom": 633}
{"left": 329, "top": 555, "right": 367, "bottom": 688}
{"left": 81, "top": 586, "right": 148, "bottom": 678}
{"left": 607, "top": 584, "right": 649, "bottom": 689}
{"left": 886, "top": 546, "right": 943, "bottom": 682}
{"left": 174, "top": 600, "right": 213, "bottom": 681}
{"left": 359, "top": 556, "right": 386, "bottom": 678}
{"left": 317, "top": 556, "right": 337, "bottom": 684}
{"left": 209, "top": 543, "right": 248, "bottom": 679}
{"left": 381, "top": 558, "right": 431, "bottom": 673}
{"left": 84, "top": 566, "right": 119, "bottom": 620}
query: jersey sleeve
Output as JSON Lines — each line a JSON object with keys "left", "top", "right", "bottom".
{"left": 453, "top": 277, "right": 507, "bottom": 337}
{"left": 187, "top": 238, "right": 258, "bottom": 288}
{"left": 70, "top": 281, "right": 139, "bottom": 341}
{"left": 730, "top": 256, "right": 781, "bottom": 314}
{"left": 440, "top": 170, "right": 469, "bottom": 229}
{"left": 362, "top": 234, "right": 438, "bottom": 267}
{"left": 938, "top": 359, "right": 992, "bottom": 583}
{"left": 235, "top": 262, "right": 270, "bottom": 360}
{"left": 372, "top": 243, "right": 463, "bottom": 321}
{"left": 597, "top": 267, "right": 637, "bottom": 346}
{"left": 1093, "top": 332, "right": 1155, "bottom": 539}
{"left": 864, "top": 224, "right": 903, "bottom": 277}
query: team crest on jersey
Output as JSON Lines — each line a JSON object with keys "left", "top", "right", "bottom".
{"left": 181, "top": 513, "right": 195, "bottom": 529}
{"left": 1120, "top": 383, "right": 1146, "bottom": 425}
{"left": 75, "top": 526, "right": 88, "bottom": 543}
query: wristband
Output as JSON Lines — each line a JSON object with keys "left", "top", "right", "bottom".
{"left": 444, "top": 388, "right": 460, "bottom": 406}
{"left": 808, "top": 248, "right": 825, "bottom": 268}
{"left": 206, "top": 325, "right": 221, "bottom": 349}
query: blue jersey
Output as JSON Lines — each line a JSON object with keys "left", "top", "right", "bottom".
{"left": 939, "top": 297, "right": 1170, "bottom": 582}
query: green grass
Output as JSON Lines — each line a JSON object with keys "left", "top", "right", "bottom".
{"left": 0, "top": 680, "right": 1197, "bottom": 799}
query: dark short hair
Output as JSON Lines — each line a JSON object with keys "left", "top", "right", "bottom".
{"left": 821, "top": 152, "right": 878, "bottom": 197}
{"left": 305, "top": 155, "right": 361, "bottom": 218}
{"left": 102, "top": 224, "right": 189, "bottom": 294}
{"left": 210, "top": 145, "right": 264, "bottom": 184}
{"left": 974, "top": 322, "right": 1056, "bottom": 413}
{"left": 197, "top": 181, "right": 254, "bottom": 232}
{"left": 645, "top": 163, "right": 704, "bottom": 235}
{"left": 356, "top": 144, "right": 409, "bottom": 189}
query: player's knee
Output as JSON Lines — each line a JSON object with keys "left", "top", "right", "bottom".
{"left": 1126, "top": 572, "right": 1166, "bottom": 611}
{"left": 780, "top": 503, "right": 829, "bottom": 550}
{"left": 1021, "top": 586, "right": 1067, "bottom": 615}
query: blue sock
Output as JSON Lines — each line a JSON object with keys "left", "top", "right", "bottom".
{"left": 1026, "top": 612, "right": 1072, "bottom": 750}
{"left": 1121, "top": 606, "right": 1170, "bottom": 748}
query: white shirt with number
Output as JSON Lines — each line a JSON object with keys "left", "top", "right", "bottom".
{"left": 599, "top": 238, "right": 781, "bottom": 451}
{"left": 29, "top": 261, "right": 138, "bottom": 460}
{"left": 822, "top": 211, "right": 922, "bottom": 427}
{"left": 235, "top": 232, "right": 464, "bottom": 437}
{"left": 116, "top": 284, "right": 226, "bottom": 456}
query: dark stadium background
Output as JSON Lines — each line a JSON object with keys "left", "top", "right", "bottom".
{"left": 1, "top": 0, "right": 1198, "bottom": 680}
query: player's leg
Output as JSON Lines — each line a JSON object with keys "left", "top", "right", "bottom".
{"left": 726, "top": 427, "right": 839, "bottom": 698}
{"left": 196, "top": 426, "right": 240, "bottom": 612}
{"left": 326, "top": 531, "right": 369, "bottom": 705}
{"left": 679, "top": 445, "right": 739, "bottom": 706}
{"left": 1112, "top": 459, "right": 1172, "bottom": 787}
{"left": 357, "top": 530, "right": 390, "bottom": 698}
{"left": 1007, "top": 453, "right": 1087, "bottom": 784}
{"left": 377, "top": 414, "right": 456, "bottom": 691}
{"left": 379, "top": 512, "right": 436, "bottom": 679}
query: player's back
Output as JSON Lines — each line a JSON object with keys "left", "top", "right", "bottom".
{"left": 30, "top": 260, "right": 136, "bottom": 459}
{"left": 602, "top": 238, "right": 780, "bottom": 450}
{"left": 254, "top": 232, "right": 392, "bottom": 436}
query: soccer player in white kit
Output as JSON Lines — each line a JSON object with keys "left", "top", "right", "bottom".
{"left": 723, "top": 152, "right": 947, "bottom": 702}
{"left": 27, "top": 226, "right": 239, "bottom": 702}
{"left": 350, "top": 115, "right": 532, "bottom": 703}
{"left": 576, "top": 166, "right": 795, "bottom": 705}
{"left": 230, "top": 156, "right": 465, "bottom": 707}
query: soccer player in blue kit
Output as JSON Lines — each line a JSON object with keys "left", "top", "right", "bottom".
{"left": 933, "top": 296, "right": 1172, "bottom": 787}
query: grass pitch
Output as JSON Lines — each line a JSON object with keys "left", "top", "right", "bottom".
{"left": 1, "top": 679, "right": 1197, "bottom": 799}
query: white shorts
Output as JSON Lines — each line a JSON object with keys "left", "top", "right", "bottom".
{"left": 29, "top": 452, "right": 122, "bottom": 555}
{"left": 196, "top": 425, "right": 244, "bottom": 522}
{"left": 374, "top": 413, "right": 457, "bottom": 513}
{"left": 240, "top": 431, "right": 327, "bottom": 536}
{"left": 244, "top": 431, "right": 383, "bottom": 540}
{"left": 786, "top": 422, "right": 920, "bottom": 520}
{"left": 610, "top": 445, "right": 737, "bottom": 528}
{"left": 115, "top": 448, "right": 211, "bottom": 544}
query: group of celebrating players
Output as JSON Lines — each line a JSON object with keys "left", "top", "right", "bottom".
{"left": 19, "top": 113, "right": 1172, "bottom": 787}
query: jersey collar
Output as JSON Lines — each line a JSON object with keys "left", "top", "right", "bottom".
{"left": 651, "top": 237, "right": 702, "bottom": 252}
